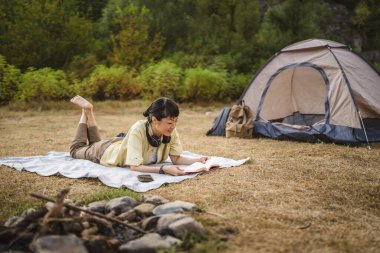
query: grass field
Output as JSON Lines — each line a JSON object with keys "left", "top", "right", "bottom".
{"left": 1, "top": 101, "right": 380, "bottom": 252}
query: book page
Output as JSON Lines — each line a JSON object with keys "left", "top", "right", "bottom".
{"left": 180, "top": 159, "right": 220, "bottom": 173}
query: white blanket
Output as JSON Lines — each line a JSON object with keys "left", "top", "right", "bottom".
{"left": 0, "top": 151, "right": 249, "bottom": 192}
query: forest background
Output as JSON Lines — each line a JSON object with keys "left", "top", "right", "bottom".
{"left": 1, "top": 0, "right": 380, "bottom": 105}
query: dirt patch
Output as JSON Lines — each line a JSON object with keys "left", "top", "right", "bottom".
{"left": 1, "top": 101, "right": 380, "bottom": 252}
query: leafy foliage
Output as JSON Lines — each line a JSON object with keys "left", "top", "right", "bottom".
{"left": 76, "top": 0, "right": 109, "bottom": 21}
{"left": 78, "top": 65, "right": 140, "bottom": 100}
{"left": 226, "top": 72, "right": 251, "bottom": 100}
{"left": 0, "top": 0, "right": 93, "bottom": 69}
{"left": 255, "top": 0, "right": 331, "bottom": 59}
{"left": 0, "top": 0, "right": 379, "bottom": 104}
{"left": 97, "top": 0, "right": 164, "bottom": 69}
{"left": 17, "top": 68, "right": 72, "bottom": 102}
{"left": 351, "top": 0, "right": 371, "bottom": 27}
{"left": 183, "top": 67, "right": 228, "bottom": 101}
{"left": 138, "top": 61, "right": 182, "bottom": 100}
{"left": 350, "top": 0, "right": 380, "bottom": 51}
{"left": 65, "top": 54, "right": 100, "bottom": 81}
{"left": 374, "top": 63, "right": 380, "bottom": 72}
{"left": 0, "top": 55, "right": 21, "bottom": 105}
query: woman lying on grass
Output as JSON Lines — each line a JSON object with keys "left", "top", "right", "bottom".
{"left": 70, "top": 95, "right": 207, "bottom": 176}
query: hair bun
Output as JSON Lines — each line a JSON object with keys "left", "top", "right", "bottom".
{"left": 142, "top": 97, "right": 179, "bottom": 122}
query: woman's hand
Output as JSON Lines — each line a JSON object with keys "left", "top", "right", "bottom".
{"left": 162, "top": 165, "right": 187, "bottom": 176}
{"left": 199, "top": 157, "right": 208, "bottom": 163}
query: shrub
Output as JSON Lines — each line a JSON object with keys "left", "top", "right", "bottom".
{"left": 17, "top": 68, "right": 72, "bottom": 102}
{"left": 138, "top": 61, "right": 182, "bottom": 99}
{"left": 0, "top": 55, "right": 21, "bottom": 105}
{"left": 78, "top": 65, "right": 140, "bottom": 100}
{"left": 65, "top": 54, "right": 99, "bottom": 81}
{"left": 167, "top": 52, "right": 209, "bottom": 70}
{"left": 168, "top": 52, "right": 237, "bottom": 73}
{"left": 183, "top": 67, "right": 228, "bottom": 101}
{"left": 226, "top": 72, "right": 251, "bottom": 100}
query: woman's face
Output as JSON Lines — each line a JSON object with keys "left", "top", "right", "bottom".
{"left": 153, "top": 116, "right": 178, "bottom": 136}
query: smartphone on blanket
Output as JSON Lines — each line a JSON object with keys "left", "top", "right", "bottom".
{"left": 137, "top": 174, "right": 154, "bottom": 182}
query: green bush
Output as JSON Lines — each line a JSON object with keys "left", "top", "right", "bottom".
{"left": 183, "top": 67, "right": 228, "bottom": 101}
{"left": 17, "top": 68, "right": 72, "bottom": 102}
{"left": 226, "top": 72, "right": 251, "bottom": 100}
{"left": 0, "top": 55, "right": 21, "bottom": 105}
{"left": 65, "top": 54, "right": 99, "bottom": 81}
{"left": 168, "top": 52, "right": 238, "bottom": 73}
{"left": 138, "top": 60, "right": 182, "bottom": 99}
{"left": 167, "top": 52, "right": 209, "bottom": 70}
{"left": 78, "top": 65, "right": 140, "bottom": 100}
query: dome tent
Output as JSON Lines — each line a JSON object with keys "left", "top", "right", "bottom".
{"left": 209, "top": 39, "right": 380, "bottom": 146}
{"left": 241, "top": 39, "right": 380, "bottom": 145}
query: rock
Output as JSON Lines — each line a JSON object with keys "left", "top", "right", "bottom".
{"left": 1, "top": 193, "right": 205, "bottom": 253}
{"left": 133, "top": 203, "right": 156, "bottom": 217}
{"left": 85, "top": 216, "right": 113, "bottom": 235}
{"left": 141, "top": 194, "right": 169, "bottom": 205}
{"left": 156, "top": 213, "right": 187, "bottom": 235}
{"left": 30, "top": 234, "right": 88, "bottom": 253}
{"left": 62, "top": 221, "right": 83, "bottom": 234}
{"left": 4, "top": 216, "right": 23, "bottom": 227}
{"left": 106, "top": 210, "right": 116, "bottom": 218}
{"left": 81, "top": 225, "right": 99, "bottom": 238}
{"left": 21, "top": 208, "right": 37, "bottom": 216}
{"left": 156, "top": 214, "right": 204, "bottom": 237}
{"left": 164, "top": 235, "right": 182, "bottom": 245}
{"left": 153, "top": 204, "right": 183, "bottom": 215}
{"left": 141, "top": 216, "right": 160, "bottom": 231}
{"left": 117, "top": 209, "right": 137, "bottom": 222}
{"left": 81, "top": 221, "right": 90, "bottom": 229}
{"left": 105, "top": 197, "right": 138, "bottom": 215}
{"left": 169, "top": 217, "right": 205, "bottom": 238}
{"left": 88, "top": 200, "right": 108, "bottom": 214}
{"left": 152, "top": 201, "right": 197, "bottom": 215}
{"left": 45, "top": 201, "right": 55, "bottom": 211}
{"left": 119, "top": 233, "right": 181, "bottom": 253}
{"left": 83, "top": 235, "right": 111, "bottom": 253}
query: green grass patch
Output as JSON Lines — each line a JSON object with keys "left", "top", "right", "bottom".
{"left": 0, "top": 199, "right": 43, "bottom": 222}
{"left": 161, "top": 231, "right": 228, "bottom": 253}
{"left": 74, "top": 187, "right": 139, "bottom": 205}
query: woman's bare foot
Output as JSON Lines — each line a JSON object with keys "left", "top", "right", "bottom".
{"left": 70, "top": 95, "right": 93, "bottom": 110}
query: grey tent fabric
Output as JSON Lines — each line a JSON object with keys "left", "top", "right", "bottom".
{"left": 237, "top": 39, "right": 380, "bottom": 144}
{"left": 206, "top": 107, "right": 231, "bottom": 136}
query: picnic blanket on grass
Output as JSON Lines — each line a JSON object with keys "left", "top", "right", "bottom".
{"left": 0, "top": 151, "right": 249, "bottom": 192}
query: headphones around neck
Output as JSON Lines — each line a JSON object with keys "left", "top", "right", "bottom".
{"left": 145, "top": 121, "right": 171, "bottom": 147}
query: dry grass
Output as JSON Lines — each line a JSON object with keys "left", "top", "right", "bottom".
{"left": 1, "top": 101, "right": 380, "bottom": 253}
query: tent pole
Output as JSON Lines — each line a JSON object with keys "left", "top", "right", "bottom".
{"left": 358, "top": 111, "right": 371, "bottom": 150}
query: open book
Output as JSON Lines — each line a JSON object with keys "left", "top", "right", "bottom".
{"left": 180, "top": 159, "right": 220, "bottom": 174}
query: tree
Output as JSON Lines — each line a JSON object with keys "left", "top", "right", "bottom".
{"left": 108, "top": 4, "right": 165, "bottom": 69}
{"left": 76, "top": 0, "right": 108, "bottom": 21}
{"left": 351, "top": 0, "right": 380, "bottom": 51}
{"left": 0, "top": 0, "right": 93, "bottom": 69}
{"left": 255, "top": 0, "right": 331, "bottom": 60}
{"left": 137, "top": 0, "right": 261, "bottom": 73}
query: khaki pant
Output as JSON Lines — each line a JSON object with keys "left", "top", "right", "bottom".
{"left": 70, "top": 123, "right": 120, "bottom": 163}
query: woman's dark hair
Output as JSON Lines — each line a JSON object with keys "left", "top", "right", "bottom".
{"left": 143, "top": 97, "right": 179, "bottom": 122}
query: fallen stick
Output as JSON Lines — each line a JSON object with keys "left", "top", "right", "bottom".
{"left": 204, "top": 211, "right": 225, "bottom": 218}
{"left": 30, "top": 193, "right": 146, "bottom": 234}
